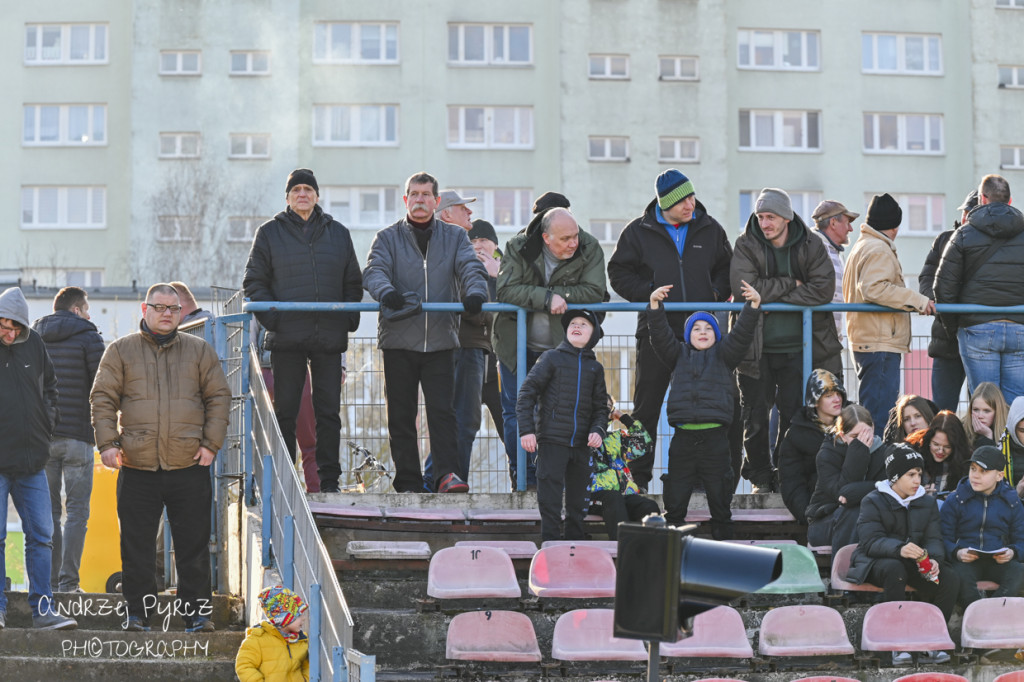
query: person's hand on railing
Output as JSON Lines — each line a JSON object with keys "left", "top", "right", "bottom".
{"left": 549, "top": 293, "right": 567, "bottom": 314}
{"left": 381, "top": 291, "right": 406, "bottom": 310}
{"left": 921, "top": 300, "right": 936, "bottom": 316}
{"left": 649, "top": 284, "right": 673, "bottom": 310}
{"left": 100, "top": 446, "right": 123, "bottom": 470}
{"left": 462, "top": 294, "right": 485, "bottom": 316}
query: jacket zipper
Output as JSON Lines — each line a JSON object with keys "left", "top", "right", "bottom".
{"left": 570, "top": 353, "right": 581, "bottom": 444}
{"left": 423, "top": 239, "right": 429, "bottom": 353}
{"left": 309, "top": 224, "right": 321, "bottom": 341}
{"left": 981, "top": 496, "right": 988, "bottom": 548}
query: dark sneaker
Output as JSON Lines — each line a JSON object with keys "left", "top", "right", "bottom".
{"left": 185, "top": 616, "right": 215, "bottom": 633}
{"left": 33, "top": 612, "right": 78, "bottom": 630}
{"left": 919, "top": 650, "right": 950, "bottom": 664}
{"left": 124, "top": 616, "right": 150, "bottom": 632}
{"left": 437, "top": 473, "right": 469, "bottom": 494}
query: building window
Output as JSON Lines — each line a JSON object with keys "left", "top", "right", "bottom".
{"left": 230, "top": 51, "right": 270, "bottom": 75}
{"left": 319, "top": 187, "right": 401, "bottom": 228}
{"left": 588, "top": 136, "right": 630, "bottom": 161}
{"left": 159, "top": 50, "right": 201, "bottom": 75}
{"left": 591, "top": 220, "right": 628, "bottom": 245}
{"left": 23, "top": 104, "right": 106, "bottom": 146}
{"left": 448, "top": 24, "right": 532, "bottom": 65}
{"left": 658, "top": 137, "right": 700, "bottom": 163}
{"left": 229, "top": 134, "right": 270, "bottom": 158}
{"left": 739, "top": 190, "right": 823, "bottom": 228}
{"left": 589, "top": 54, "right": 629, "bottom": 79}
{"left": 737, "top": 29, "right": 820, "bottom": 70}
{"left": 313, "top": 23, "right": 398, "bottom": 63}
{"left": 227, "top": 217, "right": 265, "bottom": 243}
{"left": 862, "top": 33, "right": 942, "bottom": 75}
{"left": 157, "top": 215, "right": 198, "bottom": 242}
{"left": 447, "top": 106, "right": 533, "bottom": 149}
{"left": 159, "top": 133, "right": 200, "bottom": 158}
{"left": 739, "top": 110, "right": 820, "bottom": 152}
{"left": 312, "top": 105, "right": 398, "bottom": 146}
{"left": 452, "top": 188, "right": 532, "bottom": 231}
{"left": 1001, "top": 145, "right": 1024, "bottom": 169}
{"left": 658, "top": 55, "right": 699, "bottom": 81}
{"left": 996, "top": 0, "right": 1024, "bottom": 8}
{"left": 21, "top": 186, "right": 106, "bottom": 229}
{"left": 65, "top": 269, "right": 103, "bottom": 288}
{"left": 998, "top": 65, "right": 1024, "bottom": 88}
{"left": 863, "top": 113, "right": 943, "bottom": 154}
{"left": 865, "top": 193, "right": 944, "bottom": 233}
{"left": 25, "top": 24, "right": 107, "bottom": 64}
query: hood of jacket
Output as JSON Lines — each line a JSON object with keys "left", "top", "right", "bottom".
{"left": 34, "top": 310, "right": 100, "bottom": 344}
{"left": 804, "top": 368, "right": 846, "bottom": 407}
{"left": 744, "top": 210, "right": 809, "bottom": 249}
{"left": 0, "top": 287, "right": 31, "bottom": 344}
{"left": 518, "top": 207, "right": 590, "bottom": 264}
{"left": 966, "top": 202, "right": 1024, "bottom": 240}
{"left": 560, "top": 308, "right": 603, "bottom": 350}
{"left": 875, "top": 479, "right": 927, "bottom": 508}
{"left": 1008, "top": 396, "right": 1024, "bottom": 448}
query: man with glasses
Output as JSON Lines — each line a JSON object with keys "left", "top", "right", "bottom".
{"left": 91, "top": 284, "right": 230, "bottom": 632}
{"left": 0, "top": 287, "right": 78, "bottom": 630}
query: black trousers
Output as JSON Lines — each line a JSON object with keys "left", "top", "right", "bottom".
{"left": 536, "top": 443, "right": 592, "bottom": 542}
{"left": 949, "top": 555, "right": 1024, "bottom": 608}
{"left": 662, "top": 426, "right": 734, "bottom": 539}
{"left": 629, "top": 334, "right": 673, "bottom": 490}
{"left": 382, "top": 349, "right": 458, "bottom": 492}
{"left": 482, "top": 376, "right": 504, "bottom": 438}
{"left": 117, "top": 465, "right": 211, "bottom": 625}
{"left": 591, "top": 489, "right": 660, "bottom": 540}
{"left": 271, "top": 350, "right": 342, "bottom": 487}
{"left": 867, "top": 557, "right": 961, "bottom": 622}
{"left": 737, "top": 352, "right": 802, "bottom": 486}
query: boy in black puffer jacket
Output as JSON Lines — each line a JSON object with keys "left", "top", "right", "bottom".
{"left": 517, "top": 310, "right": 609, "bottom": 541}
{"left": 647, "top": 279, "right": 761, "bottom": 539}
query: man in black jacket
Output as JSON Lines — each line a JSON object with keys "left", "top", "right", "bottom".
{"left": 608, "top": 170, "right": 732, "bottom": 490}
{"left": 33, "top": 286, "right": 104, "bottom": 593}
{"left": 935, "top": 174, "right": 1024, "bottom": 406}
{"left": 243, "top": 168, "right": 364, "bottom": 493}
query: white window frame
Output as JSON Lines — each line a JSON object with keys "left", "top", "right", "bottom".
{"left": 227, "top": 216, "right": 265, "bottom": 243}
{"left": 21, "top": 186, "right": 107, "bottom": 230}
{"left": 866, "top": 193, "right": 945, "bottom": 234}
{"left": 862, "top": 33, "right": 942, "bottom": 75}
{"left": 159, "top": 50, "right": 201, "bottom": 75}
{"left": 658, "top": 55, "right": 699, "bottom": 81}
{"left": 590, "top": 220, "right": 628, "bottom": 246}
{"left": 157, "top": 215, "right": 198, "bottom": 243}
{"left": 229, "top": 133, "right": 271, "bottom": 159}
{"left": 737, "top": 29, "right": 820, "bottom": 71}
{"left": 588, "top": 136, "right": 630, "bottom": 162}
{"left": 23, "top": 104, "right": 107, "bottom": 146}
{"left": 658, "top": 136, "right": 700, "bottom": 163}
{"left": 999, "top": 65, "right": 1024, "bottom": 88}
{"left": 319, "top": 187, "right": 401, "bottom": 229}
{"left": 230, "top": 50, "right": 270, "bottom": 75}
{"left": 1001, "top": 145, "right": 1024, "bottom": 169}
{"left": 996, "top": 0, "right": 1024, "bottom": 9}
{"left": 312, "top": 22, "right": 399, "bottom": 64}
{"left": 451, "top": 188, "right": 533, "bottom": 232}
{"left": 739, "top": 190, "right": 823, "bottom": 228}
{"left": 65, "top": 269, "right": 103, "bottom": 288}
{"left": 447, "top": 23, "right": 532, "bottom": 65}
{"left": 312, "top": 105, "right": 399, "bottom": 147}
{"left": 159, "top": 132, "right": 201, "bottom": 159}
{"left": 24, "top": 23, "right": 108, "bottom": 65}
{"left": 739, "top": 109, "right": 821, "bottom": 152}
{"left": 863, "top": 113, "right": 944, "bottom": 155}
{"left": 588, "top": 54, "right": 629, "bottom": 79}
{"left": 447, "top": 106, "right": 533, "bottom": 149}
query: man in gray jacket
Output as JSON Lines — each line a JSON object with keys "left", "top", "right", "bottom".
{"left": 363, "top": 172, "right": 488, "bottom": 493}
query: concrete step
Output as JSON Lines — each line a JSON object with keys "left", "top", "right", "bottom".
{"left": 1, "top": 655, "right": 237, "bottom": 681}
{"left": 0, "top": 628, "right": 244, "bottom": 658}
{"left": 1, "top": 592, "right": 244, "bottom": 630}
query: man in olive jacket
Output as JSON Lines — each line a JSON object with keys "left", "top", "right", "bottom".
{"left": 730, "top": 188, "right": 841, "bottom": 492}
{"left": 493, "top": 204, "right": 607, "bottom": 489}
{"left": 91, "top": 284, "right": 231, "bottom": 632}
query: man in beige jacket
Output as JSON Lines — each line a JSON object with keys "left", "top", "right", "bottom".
{"left": 843, "top": 193, "right": 935, "bottom": 436}
{"left": 91, "top": 283, "right": 231, "bottom": 632}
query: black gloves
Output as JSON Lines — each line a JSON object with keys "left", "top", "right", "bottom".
{"left": 462, "top": 294, "right": 486, "bottom": 316}
{"left": 382, "top": 291, "right": 406, "bottom": 310}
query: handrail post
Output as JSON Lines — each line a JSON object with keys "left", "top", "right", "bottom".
{"left": 309, "top": 583, "right": 322, "bottom": 681}
{"left": 332, "top": 646, "right": 348, "bottom": 682}
{"left": 261, "top": 454, "right": 273, "bottom": 568}
{"left": 802, "top": 307, "right": 813, "bottom": 392}
{"left": 282, "top": 515, "right": 295, "bottom": 589}
{"left": 515, "top": 306, "right": 527, "bottom": 492}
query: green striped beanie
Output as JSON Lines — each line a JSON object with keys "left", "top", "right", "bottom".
{"left": 656, "top": 169, "right": 695, "bottom": 211}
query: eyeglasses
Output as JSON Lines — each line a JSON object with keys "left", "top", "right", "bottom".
{"left": 146, "top": 304, "right": 182, "bottom": 313}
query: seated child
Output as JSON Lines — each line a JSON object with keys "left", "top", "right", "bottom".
{"left": 940, "top": 445, "right": 1024, "bottom": 608}
{"left": 647, "top": 279, "right": 761, "bottom": 539}
{"left": 1001, "top": 396, "right": 1024, "bottom": 495}
{"left": 236, "top": 585, "right": 310, "bottom": 682}
{"left": 517, "top": 309, "right": 609, "bottom": 541}
{"left": 846, "top": 444, "right": 960, "bottom": 666}
{"left": 588, "top": 398, "right": 660, "bottom": 540}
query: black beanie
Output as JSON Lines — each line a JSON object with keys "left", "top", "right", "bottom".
{"left": 532, "top": 191, "right": 571, "bottom": 214}
{"left": 884, "top": 443, "right": 925, "bottom": 485}
{"left": 467, "top": 219, "right": 499, "bottom": 245}
{"left": 866, "top": 193, "right": 902, "bottom": 231}
{"left": 286, "top": 168, "right": 319, "bottom": 195}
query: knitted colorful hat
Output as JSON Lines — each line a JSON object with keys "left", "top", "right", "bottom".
{"left": 258, "top": 586, "right": 307, "bottom": 629}
{"left": 683, "top": 311, "right": 721, "bottom": 344}
{"left": 656, "top": 169, "right": 695, "bottom": 211}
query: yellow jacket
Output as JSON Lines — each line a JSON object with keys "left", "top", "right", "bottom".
{"left": 842, "top": 224, "right": 930, "bottom": 354}
{"left": 235, "top": 621, "right": 310, "bottom": 682}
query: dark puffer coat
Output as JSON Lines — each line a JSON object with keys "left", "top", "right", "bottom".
{"left": 243, "top": 205, "right": 363, "bottom": 353}
{"left": 33, "top": 310, "right": 104, "bottom": 444}
{"left": 918, "top": 229, "right": 958, "bottom": 360}
{"left": 779, "top": 408, "right": 828, "bottom": 523}
{"left": 805, "top": 436, "right": 889, "bottom": 523}
{"left": 940, "top": 477, "right": 1024, "bottom": 560}
{"left": 934, "top": 201, "right": 1024, "bottom": 334}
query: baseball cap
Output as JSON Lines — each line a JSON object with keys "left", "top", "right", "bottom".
{"left": 812, "top": 200, "right": 860, "bottom": 224}
{"left": 969, "top": 445, "right": 1007, "bottom": 472}
{"left": 957, "top": 189, "right": 979, "bottom": 213}
{"left": 435, "top": 190, "right": 476, "bottom": 214}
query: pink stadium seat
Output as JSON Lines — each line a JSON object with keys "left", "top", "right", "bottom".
{"left": 551, "top": 609, "right": 647, "bottom": 661}
{"left": 830, "top": 544, "right": 881, "bottom": 593}
{"left": 688, "top": 679, "right": 750, "bottom": 682}
{"left": 860, "top": 601, "right": 954, "bottom": 652}
{"left": 791, "top": 678, "right": 863, "bottom": 682}
{"left": 758, "top": 605, "right": 855, "bottom": 656}
{"left": 528, "top": 544, "right": 615, "bottom": 598}
{"left": 807, "top": 543, "right": 832, "bottom": 556}
{"left": 541, "top": 539, "right": 618, "bottom": 558}
{"left": 454, "top": 540, "right": 538, "bottom": 560}
{"left": 892, "top": 675, "right": 968, "bottom": 682}
{"left": 307, "top": 502, "right": 383, "bottom": 518}
{"left": 962, "top": 597, "right": 1024, "bottom": 649}
{"left": 995, "top": 673, "right": 1024, "bottom": 682}
{"left": 427, "top": 546, "right": 521, "bottom": 599}
{"left": 445, "top": 610, "right": 541, "bottom": 662}
{"left": 659, "top": 606, "right": 753, "bottom": 658}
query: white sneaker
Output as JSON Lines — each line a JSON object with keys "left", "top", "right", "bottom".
{"left": 919, "top": 650, "right": 951, "bottom": 664}
{"left": 892, "top": 651, "right": 913, "bottom": 666}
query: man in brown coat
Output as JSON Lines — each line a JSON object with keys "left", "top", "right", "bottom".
{"left": 91, "top": 283, "right": 231, "bottom": 632}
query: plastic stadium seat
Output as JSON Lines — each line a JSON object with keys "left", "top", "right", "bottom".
{"left": 892, "top": 675, "right": 968, "bottom": 682}
{"left": 427, "top": 546, "right": 521, "bottom": 599}
{"left": 860, "top": 601, "right": 954, "bottom": 652}
{"left": 382, "top": 507, "right": 466, "bottom": 521}
{"left": 551, "top": 609, "right": 647, "bottom": 661}
{"left": 756, "top": 544, "right": 826, "bottom": 594}
{"left": 528, "top": 544, "right": 615, "bottom": 598}
{"left": 791, "top": 677, "right": 863, "bottom": 682}
{"left": 995, "top": 673, "right": 1024, "bottom": 682}
{"left": 688, "top": 679, "right": 750, "bottom": 682}
{"left": 454, "top": 540, "right": 538, "bottom": 560}
{"left": 542, "top": 539, "right": 618, "bottom": 558}
{"left": 731, "top": 508, "right": 797, "bottom": 522}
{"left": 962, "top": 597, "right": 1024, "bottom": 649}
{"left": 445, "top": 610, "right": 541, "bottom": 662}
{"left": 659, "top": 606, "right": 753, "bottom": 658}
{"left": 830, "top": 544, "right": 881, "bottom": 593}
{"left": 346, "top": 541, "right": 431, "bottom": 559}
{"left": 758, "top": 605, "right": 855, "bottom": 656}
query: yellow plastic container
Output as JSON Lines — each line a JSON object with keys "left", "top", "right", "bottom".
{"left": 79, "top": 451, "right": 122, "bottom": 593}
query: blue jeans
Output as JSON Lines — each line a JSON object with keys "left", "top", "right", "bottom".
{"left": 854, "top": 351, "right": 902, "bottom": 437}
{"left": 930, "top": 355, "right": 966, "bottom": 413}
{"left": 46, "top": 438, "right": 94, "bottom": 592}
{"left": 498, "top": 353, "right": 542, "bottom": 490}
{"left": 0, "top": 469, "right": 56, "bottom": 617}
{"left": 959, "top": 321, "right": 1024, "bottom": 405}
{"left": 423, "top": 348, "right": 486, "bottom": 488}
